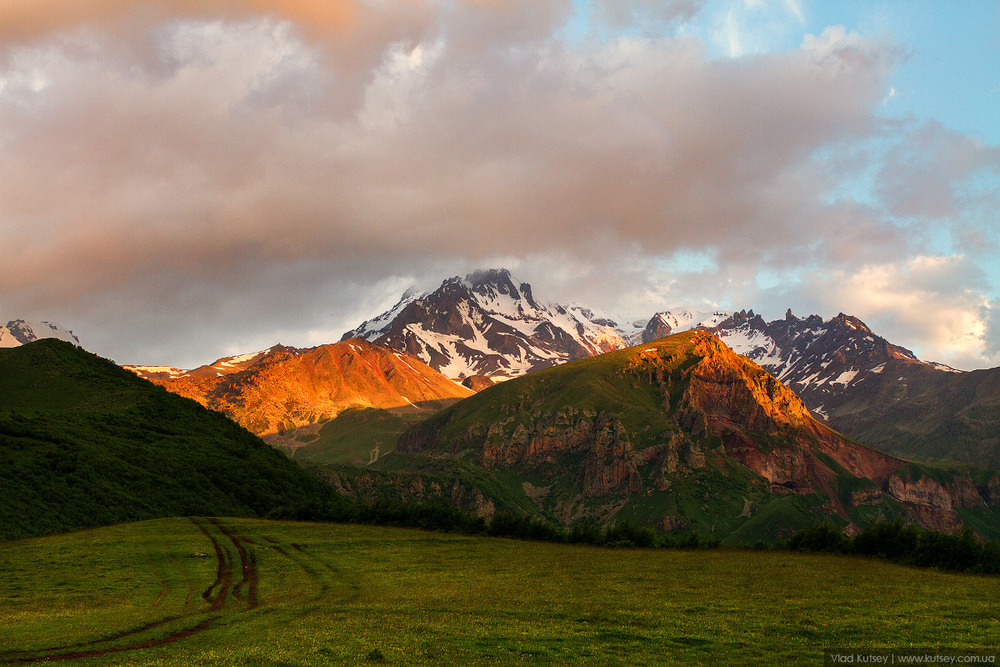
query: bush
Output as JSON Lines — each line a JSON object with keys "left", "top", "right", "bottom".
{"left": 788, "top": 522, "right": 849, "bottom": 554}
{"left": 784, "top": 520, "right": 1000, "bottom": 575}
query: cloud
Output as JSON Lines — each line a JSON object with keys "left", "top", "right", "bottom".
{"left": 877, "top": 120, "right": 1000, "bottom": 219}
{"left": 590, "top": 0, "right": 703, "bottom": 31}
{"left": 0, "top": 1, "right": 384, "bottom": 42}
{"left": 0, "top": 2, "right": 996, "bottom": 369}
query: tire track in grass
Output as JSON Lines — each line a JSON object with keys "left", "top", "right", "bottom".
{"left": 262, "top": 534, "right": 330, "bottom": 602}
{"left": 210, "top": 519, "right": 258, "bottom": 610}
{"left": 0, "top": 518, "right": 230, "bottom": 663}
{"left": 1, "top": 618, "right": 222, "bottom": 664}
{"left": 262, "top": 534, "right": 362, "bottom": 606}
{"left": 153, "top": 523, "right": 197, "bottom": 608}
{"left": 140, "top": 528, "right": 169, "bottom": 609}
{"left": 288, "top": 540, "right": 363, "bottom": 603}
{"left": 192, "top": 518, "right": 233, "bottom": 611}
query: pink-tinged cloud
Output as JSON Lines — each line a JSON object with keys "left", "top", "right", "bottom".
{"left": 0, "top": 3, "right": 996, "bottom": 368}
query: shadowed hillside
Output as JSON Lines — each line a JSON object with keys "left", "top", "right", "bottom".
{"left": 0, "top": 339, "right": 341, "bottom": 540}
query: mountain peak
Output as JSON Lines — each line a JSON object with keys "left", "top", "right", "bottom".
{"left": 465, "top": 267, "right": 513, "bottom": 287}
{"left": 397, "top": 330, "right": 943, "bottom": 537}
{"left": 831, "top": 312, "right": 873, "bottom": 334}
{"left": 1, "top": 319, "right": 80, "bottom": 349}
{"left": 342, "top": 269, "right": 628, "bottom": 378}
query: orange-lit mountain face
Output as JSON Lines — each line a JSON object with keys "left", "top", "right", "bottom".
{"left": 127, "top": 339, "right": 471, "bottom": 436}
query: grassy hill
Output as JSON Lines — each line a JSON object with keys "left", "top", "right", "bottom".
{"left": 391, "top": 332, "right": 1000, "bottom": 541}
{"left": 0, "top": 339, "right": 340, "bottom": 540}
{"left": 1, "top": 518, "right": 997, "bottom": 665}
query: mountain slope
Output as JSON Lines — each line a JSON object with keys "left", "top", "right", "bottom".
{"left": 0, "top": 339, "right": 340, "bottom": 541}
{"left": 128, "top": 338, "right": 472, "bottom": 437}
{"left": 817, "top": 360, "right": 1000, "bottom": 467}
{"left": 395, "top": 331, "right": 1000, "bottom": 540}
{"left": 701, "top": 310, "right": 1000, "bottom": 466}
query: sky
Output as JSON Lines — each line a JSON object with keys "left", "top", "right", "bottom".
{"left": 1, "top": 0, "right": 998, "bottom": 370}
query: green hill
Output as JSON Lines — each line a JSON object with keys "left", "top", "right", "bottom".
{"left": 392, "top": 331, "right": 1000, "bottom": 541}
{"left": 0, "top": 339, "right": 339, "bottom": 540}
{"left": 821, "top": 359, "right": 1000, "bottom": 467}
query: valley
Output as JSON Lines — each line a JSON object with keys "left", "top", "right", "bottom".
{"left": 3, "top": 274, "right": 1000, "bottom": 663}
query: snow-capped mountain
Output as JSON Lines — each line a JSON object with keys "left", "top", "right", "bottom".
{"left": 639, "top": 309, "right": 734, "bottom": 343}
{"left": 0, "top": 320, "right": 80, "bottom": 348}
{"left": 704, "top": 309, "right": 959, "bottom": 419}
{"left": 341, "top": 268, "right": 633, "bottom": 378}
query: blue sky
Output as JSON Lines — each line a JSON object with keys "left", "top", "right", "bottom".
{"left": 0, "top": 0, "right": 998, "bottom": 370}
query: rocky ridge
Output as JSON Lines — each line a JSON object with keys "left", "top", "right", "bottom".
{"left": 125, "top": 338, "right": 471, "bottom": 436}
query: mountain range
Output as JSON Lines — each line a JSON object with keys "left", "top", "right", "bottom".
{"left": 340, "top": 269, "right": 1000, "bottom": 467}
{"left": 13, "top": 266, "right": 998, "bottom": 542}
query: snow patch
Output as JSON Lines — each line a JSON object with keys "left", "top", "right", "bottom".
{"left": 830, "top": 370, "right": 859, "bottom": 386}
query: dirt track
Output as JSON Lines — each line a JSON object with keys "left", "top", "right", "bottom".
{"left": 0, "top": 518, "right": 259, "bottom": 664}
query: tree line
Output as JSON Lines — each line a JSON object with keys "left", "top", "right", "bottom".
{"left": 268, "top": 497, "right": 1000, "bottom": 574}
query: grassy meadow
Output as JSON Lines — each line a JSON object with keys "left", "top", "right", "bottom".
{"left": 1, "top": 518, "right": 998, "bottom": 665}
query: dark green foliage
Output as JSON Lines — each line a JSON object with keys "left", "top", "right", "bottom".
{"left": 269, "top": 495, "right": 723, "bottom": 550}
{"left": 788, "top": 522, "right": 851, "bottom": 554}
{"left": 602, "top": 520, "right": 659, "bottom": 548}
{"left": 852, "top": 520, "right": 919, "bottom": 561}
{"left": 783, "top": 520, "right": 1000, "bottom": 575}
{"left": 0, "top": 339, "right": 341, "bottom": 541}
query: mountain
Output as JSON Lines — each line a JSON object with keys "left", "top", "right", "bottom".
{"left": 639, "top": 309, "right": 733, "bottom": 343}
{"left": 0, "top": 338, "right": 340, "bottom": 541}
{"left": 341, "top": 268, "right": 639, "bottom": 378}
{"left": 697, "top": 310, "right": 1000, "bottom": 467}
{"left": 344, "top": 270, "right": 999, "bottom": 468}
{"left": 0, "top": 319, "right": 79, "bottom": 348}
{"left": 704, "top": 309, "right": 948, "bottom": 417}
{"left": 124, "top": 346, "right": 276, "bottom": 381}
{"left": 126, "top": 338, "right": 472, "bottom": 439}
{"left": 392, "top": 330, "right": 1000, "bottom": 541}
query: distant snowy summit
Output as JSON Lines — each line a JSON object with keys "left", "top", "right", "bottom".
{"left": 341, "top": 268, "right": 732, "bottom": 379}
{"left": 342, "top": 268, "right": 642, "bottom": 378}
{"left": 0, "top": 319, "right": 80, "bottom": 348}
{"left": 339, "top": 269, "right": 961, "bottom": 417}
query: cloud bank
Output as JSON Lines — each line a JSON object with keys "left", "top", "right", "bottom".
{"left": 0, "top": 1, "right": 997, "bottom": 369}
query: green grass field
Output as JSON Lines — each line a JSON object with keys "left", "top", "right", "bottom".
{"left": 1, "top": 519, "right": 998, "bottom": 665}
